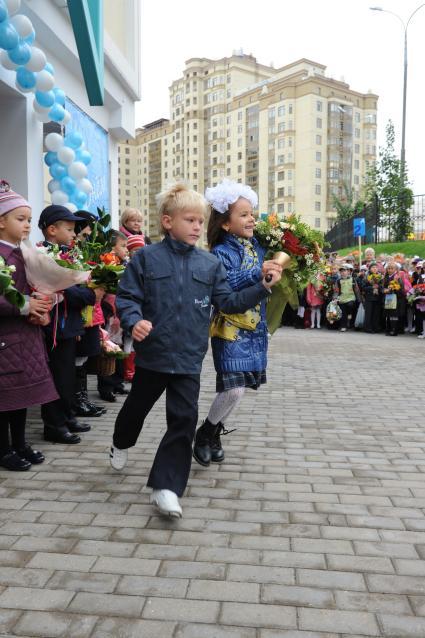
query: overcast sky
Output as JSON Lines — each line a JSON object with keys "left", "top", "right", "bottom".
{"left": 136, "top": 0, "right": 425, "bottom": 195}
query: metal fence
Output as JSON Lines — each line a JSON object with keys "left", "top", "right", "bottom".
{"left": 325, "top": 194, "right": 425, "bottom": 251}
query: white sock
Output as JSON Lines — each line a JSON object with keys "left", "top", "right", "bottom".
{"left": 207, "top": 387, "right": 245, "bottom": 425}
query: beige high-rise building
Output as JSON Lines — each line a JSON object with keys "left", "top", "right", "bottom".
{"left": 119, "top": 53, "right": 378, "bottom": 242}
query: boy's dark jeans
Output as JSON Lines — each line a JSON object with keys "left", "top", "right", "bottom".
{"left": 41, "top": 337, "right": 76, "bottom": 431}
{"left": 339, "top": 301, "right": 355, "bottom": 329}
{"left": 113, "top": 367, "right": 200, "bottom": 497}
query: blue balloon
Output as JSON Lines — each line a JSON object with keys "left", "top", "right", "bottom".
{"left": 53, "top": 87, "right": 65, "bottom": 106}
{"left": 71, "top": 190, "right": 87, "bottom": 208}
{"left": 44, "top": 62, "right": 55, "bottom": 75}
{"left": 16, "top": 66, "right": 36, "bottom": 90}
{"left": 8, "top": 42, "right": 31, "bottom": 65}
{"left": 44, "top": 151, "right": 57, "bottom": 167}
{"left": 0, "top": 21, "right": 19, "bottom": 50}
{"left": 49, "top": 162, "right": 67, "bottom": 180}
{"left": 0, "top": 0, "right": 8, "bottom": 23}
{"left": 24, "top": 30, "right": 35, "bottom": 44}
{"left": 75, "top": 149, "right": 92, "bottom": 166}
{"left": 60, "top": 176, "right": 76, "bottom": 195}
{"left": 64, "top": 131, "right": 83, "bottom": 150}
{"left": 49, "top": 103, "right": 65, "bottom": 123}
{"left": 35, "top": 90, "right": 55, "bottom": 108}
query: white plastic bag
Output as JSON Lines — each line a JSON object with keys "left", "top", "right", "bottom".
{"left": 354, "top": 302, "right": 365, "bottom": 328}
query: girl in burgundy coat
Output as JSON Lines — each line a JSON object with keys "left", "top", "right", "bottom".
{"left": 0, "top": 182, "right": 58, "bottom": 471}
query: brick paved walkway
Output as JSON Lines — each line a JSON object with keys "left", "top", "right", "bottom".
{"left": 0, "top": 327, "right": 424, "bottom": 637}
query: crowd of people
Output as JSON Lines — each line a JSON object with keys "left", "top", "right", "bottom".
{"left": 287, "top": 247, "right": 425, "bottom": 337}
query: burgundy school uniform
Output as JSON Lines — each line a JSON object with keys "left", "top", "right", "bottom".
{"left": 0, "top": 242, "right": 58, "bottom": 411}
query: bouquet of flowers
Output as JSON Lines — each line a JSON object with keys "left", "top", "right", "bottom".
{"left": 254, "top": 213, "right": 326, "bottom": 333}
{"left": 326, "top": 299, "right": 342, "bottom": 324}
{"left": 407, "top": 283, "right": 425, "bottom": 305}
{"left": 78, "top": 208, "right": 124, "bottom": 294}
{"left": 388, "top": 280, "right": 401, "bottom": 293}
{"left": 0, "top": 256, "right": 25, "bottom": 309}
{"left": 35, "top": 242, "right": 89, "bottom": 271}
{"left": 367, "top": 273, "right": 382, "bottom": 296}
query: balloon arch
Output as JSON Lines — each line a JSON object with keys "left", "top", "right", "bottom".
{"left": 0, "top": 0, "right": 94, "bottom": 212}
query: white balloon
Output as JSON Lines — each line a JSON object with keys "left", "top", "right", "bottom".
{"left": 35, "top": 110, "right": 51, "bottom": 123}
{"left": 10, "top": 14, "right": 33, "bottom": 38}
{"left": 45, "top": 132, "right": 64, "bottom": 152}
{"left": 47, "top": 179, "right": 61, "bottom": 194}
{"left": 68, "top": 161, "right": 88, "bottom": 180}
{"left": 25, "top": 47, "right": 46, "bottom": 72}
{"left": 51, "top": 190, "right": 68, "bottom": 205}
{"left": 33, "top": 99, "right": 50, "bottom": 114}
{"left": 65, "top": 203, "right": 77, "bottom": 213}
{"left": 5, "top": 0, "right": 21, "bottom": 15}
{"left": 0, "top": 49, "right": 18, "bottom": 70}
{"left": 57, "top": 146, "right": 75, "bottom": 165}
{"left": 35, "top": 69, "right": 54, "bottom": 92}
{"left": 62, "top": 110, "right": 71, "bottom": 125}
{"left": 76, "top": 178, "right": 93, "bottom": 194}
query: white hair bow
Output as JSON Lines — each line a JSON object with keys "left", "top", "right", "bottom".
{"left": 205, "top": 179, "right": 258, "bottom": 214}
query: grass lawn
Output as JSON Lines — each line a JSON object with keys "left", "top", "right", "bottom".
{"left": 337, "top": 240, "right": 425, "bottom": 258}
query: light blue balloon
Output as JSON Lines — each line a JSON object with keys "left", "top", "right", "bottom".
{"left": 24, "top": 30, "right": 35, "bottom": 44}
{"left": 35, "top": 90, "right": 55, "bottom": 108}
{"left": 49, "top": 162, "right": 67, "bottom": 180}
{"left": 48, "top": 103, "right": 65, "bottom": 123}
{"left": 75, "top": 149, "right": 92, "bottom": 166}
{"left": 44, "top": 62, "right": 54, "bottom": 75}
{"left": 60, "top": 176, "right": 76, "bottom": 195}
{"left": 44, "top": 151, "right": 57, "bottom": 167}
{"left": 8, "top": 42, "right": 31, "bottom": 65}
{"left": 53, "top": 87, "right": 65, "bottom": 106}
{"left": 0, "top": 21, "right": 19, "bottom": 50}
{"left": 16, "top": 66, "right": 36, "bottom": 89}
{"left": 64, "top": 131, "right": 83, "bottom": 150}
{"left": 0, "top": 0, "right": 8, "bottom": 23}
{"left": 71, "top": 190, "right": 87, "bottom": 207}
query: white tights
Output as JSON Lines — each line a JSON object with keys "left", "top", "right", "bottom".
{"left": 310, "top": 307, "right": 321, "bottom": 328}
{"left": 207, "top": 387, "right": 245, "bottom": 425}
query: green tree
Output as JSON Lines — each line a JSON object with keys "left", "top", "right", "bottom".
{"left": 365, "top": 121, "right": 413, "bottom": 241}
{"left": 331, "top": 183, "right": 365, "bottom": 223}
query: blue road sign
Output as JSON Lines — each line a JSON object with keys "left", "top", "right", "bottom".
{"left": 353, "top": 217, "right": 366, "bottom": 237}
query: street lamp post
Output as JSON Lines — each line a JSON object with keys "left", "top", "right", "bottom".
{"left": 370, "top": 4, "right": 425, "bottom": 182}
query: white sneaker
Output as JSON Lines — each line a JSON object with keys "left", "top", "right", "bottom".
{"left": 150, "top": 489, "right": 182, "bottom": 518}
{"left": 418, "top": 334, "right": 425, "bottom": 339}
{"left": 410, "top": 327, "right": 416, "bottom": 333}
{"left": 109, "top": 445, "right": 128, "bottom": 470}
{"left": 340, "top": 328, "right": 347, "bottom": 332}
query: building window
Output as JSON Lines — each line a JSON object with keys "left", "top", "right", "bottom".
{"left": 278, "top": 203, "right": 284, "bottom": 213}
{"left": 355, "top": 144, "right": 360, "bottom": 153}
{"left": 237, "top": 138, "right": 242, "bottom": 147}
{"left": 354, "top": 175, "right": 359, "bottom": 185}
{"left": 316, "top": 151, "right": 322, "bottom": 161}
{"left": 277, "top": 187, "right": 284, "bottom": 197}
{"left": 315, "top": 217, "right": 321, "bottom": 228}
{"left": 237, "top": 125, "right": 243, "bottom": 134}
{"left": 278, "top": 154, "right": 284, "bottom": 164}
{"left": 316, "top": 101, "right": 322, "bottom": 112}
{"left": 316, "top": 134, "right": 322, "bottom": 144}
{"left": 315, "top": 168, "right": 321, "bottom": 178}
{"left": 288, "top": 202, "right": 293, "bottom": 212}
{"left": 278, "top": 105, "right": 285, "bottom": 116}
{"left": 278, "top": 122, "right": 285, "bottom": 132}
{"left": 355, "top": 128, "right": 360, "bottom": 138}
{"left": 316, "top": 118, "right": 322, "bottom": 129}
{"left": 278, "top": 171, "right": 284, "bottom": 181}
{"left": 354, "top": 159, "right": 359, "bottom": 169}
{"left": 238, "top": 111, "right": 243, "bottom": 120}
{"left": 288, "top": 104, "right": 293, "bottom": 114}
{"left": 315, "top": 184, "right": 321, "bottom": 195}
{"left": 237, "top": 165, "right": 242, "bottom": 173}
{"left": 355, "top": 112, "right": 360, "bottom": 123}
{"left": 315, "top": 201, "right": 321, "bottom": 211}
{"left": 287, "top": 170, "right": 293, "bottom": 180}
{"left": 278, "top": 138, "right": 285, "bottom": 149}
{"left": 237, "top": 152, "right": 242, "bottom": 160}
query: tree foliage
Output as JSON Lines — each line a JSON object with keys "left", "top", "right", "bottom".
{"left": 365, "top": 121, "right": 413, "bottom": 241}
{"left": 331, "top": 183, "right": 365, "bottom": 223}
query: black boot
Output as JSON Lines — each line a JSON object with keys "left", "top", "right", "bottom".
{"left": 210, "top": 424, "right": 236, "bottom": 464}
{"left": 74, "top": 368, "right": 106, "bottom": 416}
{"left": 193, "top": 419, "right": 217, "bottom": 467}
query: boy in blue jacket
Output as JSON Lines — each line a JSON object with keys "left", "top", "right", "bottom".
{"left": 38, "top": 206, "right": 104, "bottom": 444}
{"left": 110, "top": 183, "right": 282, "bottom": 518}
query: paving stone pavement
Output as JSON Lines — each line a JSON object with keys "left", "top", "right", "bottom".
{"left": 0, "top": 327, "right": 424, "bottom": 637}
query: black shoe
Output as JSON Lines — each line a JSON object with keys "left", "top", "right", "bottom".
{"left": 73, "top": 392, "right": 104, "bottom": 417}
{"left": 114, "top": 385, "right": 129, "bottom": 395}
{"left": 80, "top": 391, "right": 107, "bottom": 416}
{"left": 210, "top": 424, "right": 236, "bottom": 464}
{"left": 0, "top": 450, "right": 31, "bottom": 471}
{"left": 98, "top": 390, "right": 116, "bottom": 402}
{"left": 44, "top": 426, "right": 81, "bottom": 444}
{"left": 193, "top": 419, "right": 217, "bottom": 467}
{"left": 16, "top": 444, "right": 45, "bottom": 464}
{"left": 68, "top": 420, "right": 91, "bottom": 433}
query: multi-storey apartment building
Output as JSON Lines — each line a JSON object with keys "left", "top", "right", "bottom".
{"left": 119, "top": 52, "right": 377, "bottom": 241}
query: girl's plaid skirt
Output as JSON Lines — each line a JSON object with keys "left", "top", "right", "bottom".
{"left": 216, "top": 370, "right": 267, "bottom": 393}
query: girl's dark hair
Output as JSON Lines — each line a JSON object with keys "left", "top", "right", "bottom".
{"left": 207, "top": 208, "right": 231, "bottom": 249}
{"left": 110, "top": 229, "right": 127, "bottom": 246}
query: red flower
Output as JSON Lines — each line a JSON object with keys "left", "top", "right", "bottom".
{"left": 282, "top": 230, "right": 308, "bottom": 256}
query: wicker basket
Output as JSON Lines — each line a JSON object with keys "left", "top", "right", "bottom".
{"left": 86, "top": 354, "right": 116, "bottom": 377}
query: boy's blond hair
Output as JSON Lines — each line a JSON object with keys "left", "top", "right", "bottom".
{"left": 156, "top": 183, "right": 207, "bottom": 234}
{"left": 121, "top": 207, "right": 143, "bottom": 226}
